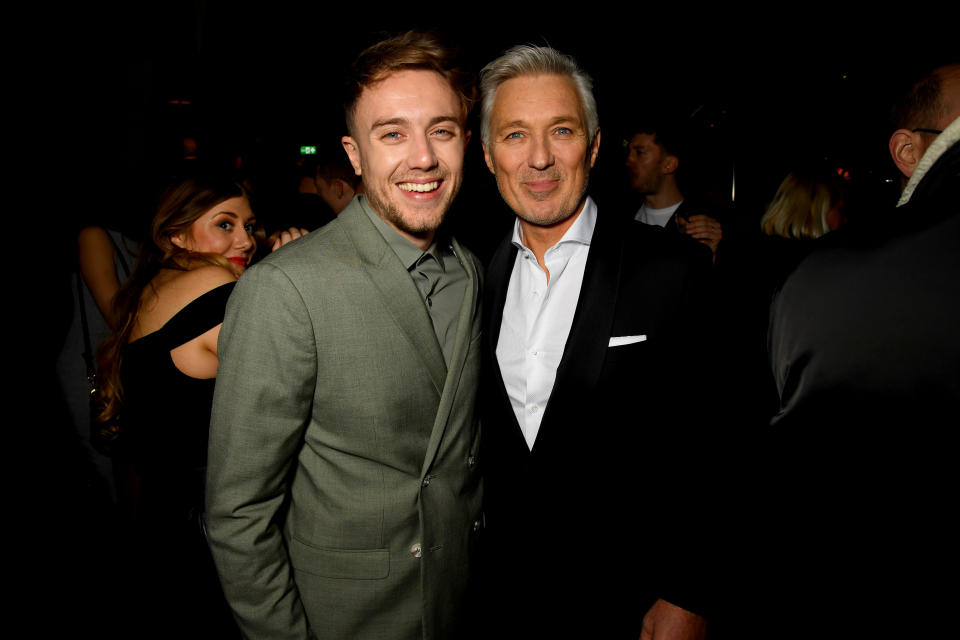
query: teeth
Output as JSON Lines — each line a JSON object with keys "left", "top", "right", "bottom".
{"left": 398, "top": 181, "right": 439, "bottom": 192}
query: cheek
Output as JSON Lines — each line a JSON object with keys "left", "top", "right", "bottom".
{"left": 192, "top": 228, "right": 228, "bottom": 253}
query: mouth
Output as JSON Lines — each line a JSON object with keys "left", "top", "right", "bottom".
{"left": 397, "top": 180, "right": 441, "bottom": 193}
{"left": 523, "top": 179, "right": 560, "bottom": 194}
{"left": 227, "top": 257, "right": 248, "bottom": 267}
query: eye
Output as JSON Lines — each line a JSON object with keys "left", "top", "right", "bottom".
{"left": 243, "top": 223, "right": 255, "bottom": 233}
{"left": 382, "top": 131, "right": 403, "bottom": 141}
{"left": 218, "top": 221, "right": 234, "bottom": 231}
{"left": 505, "top": 131, "right": 524, "bottom": 140}
{"left": 432, "top": 128, "right": 455, "bottom": 139}
{"left": 555, "top": 127, "right": 573, "bottom": 135}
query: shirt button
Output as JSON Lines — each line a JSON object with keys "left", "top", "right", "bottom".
{"left": 421, "top": 476, "right": 431, "bottom": 488}
{"left": 531, "top": 405, "right": 539, "bottom": 414}
{"left": 467, "top": 456, "right": 476, "bottom": 468}
{"left": 473, "top": 520, "right": 481, "bottom": 531}
{"left": 410, "top": 543, "right": 422, "bottom": 558}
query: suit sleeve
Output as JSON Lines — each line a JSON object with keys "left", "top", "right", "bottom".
{"left": 205, "top": 262, "right": 317, "bottom": 639}
{"left": 655, "top": 238, "right": 718, "bottom": 619}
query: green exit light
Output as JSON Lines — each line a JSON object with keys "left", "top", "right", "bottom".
{"left": 300, "top": 146, "right": 317, "bottom": 155}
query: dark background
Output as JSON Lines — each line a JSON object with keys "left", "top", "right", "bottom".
{"left": 53, "top": 3, "right": 956, "bottom": 258}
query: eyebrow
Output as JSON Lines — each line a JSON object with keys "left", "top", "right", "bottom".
{"left": 371, "top": 115, "right": 461, "bottom": 129}
{"left": 213, "top": 210, "right": 256, "bottom": 222}
{"left": 498, "top": 115, "right": 581, "bottom": 131}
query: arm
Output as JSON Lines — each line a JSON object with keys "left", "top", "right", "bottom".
{"left": 641, "top": 599, "right": 707, "bottom": 640}
{"left": 77, "top": 226, "right": 123, "bottom": 329}
{"left": 205, "top": 262, "right": 317, "bottom": 639}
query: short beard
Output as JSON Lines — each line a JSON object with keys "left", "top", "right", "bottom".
{"left": 516, "top": 172, "right": 591, "bottom": 229}
{"left": 364, "top": 187, "right": 447, "bottom": 238}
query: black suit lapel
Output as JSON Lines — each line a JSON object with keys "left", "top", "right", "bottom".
{"left": 484, "top": 236, "right": 528, "bottom": 453}
{"left": 532, "top": 211, "right": 623, "bottom": 456}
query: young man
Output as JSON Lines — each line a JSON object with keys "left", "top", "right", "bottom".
{"left": 205, "top": 32, "right": 483, "bottom": 639}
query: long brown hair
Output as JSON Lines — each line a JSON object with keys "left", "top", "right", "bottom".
{"left": 94, "top": 175, "right": 247, "bottom": 437}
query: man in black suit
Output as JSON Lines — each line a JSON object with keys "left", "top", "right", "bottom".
{"left": 478, "top": 44, "right": 713, "bottom": 639}
{"left": 762, "top": 64, "right": 960, "bottom": 638}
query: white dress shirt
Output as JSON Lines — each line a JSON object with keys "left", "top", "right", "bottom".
{"left": 496, "top": 197, "right": 597, "bottom": 450}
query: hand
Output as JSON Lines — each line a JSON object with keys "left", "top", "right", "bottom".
{"left": 270, "top": 227, "right": 309, "bottom": 252}
{"left": 680, "top": 215, "right": 722, "bottom": 260}
{"left": 640, "top": 599, "right": 707, "bottom": 640}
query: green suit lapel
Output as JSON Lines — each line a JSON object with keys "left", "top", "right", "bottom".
{"left": 420, "top": 236, "right": 479, "bottom": 478}
{"left": 338, "top": 198, "right": 448, "bottom": 397}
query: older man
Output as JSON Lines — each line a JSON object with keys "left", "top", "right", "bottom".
{"left": 479, "top": 45, "right": 712, "bottom": 639}
{"left": 205, "top": 32, "right": 483, "bottom": 639}
{"left": 762, "top": 64, "right": 960, "bottom": 638}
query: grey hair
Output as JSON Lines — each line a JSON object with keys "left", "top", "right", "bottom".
{"left": 479, "top": 44, "right": 599, "bottom": 148}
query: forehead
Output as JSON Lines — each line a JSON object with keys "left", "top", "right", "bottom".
{"left": 629, "top": 132, "right": 660, "bottom": 150}
{"left": 198, "top": 196, "right": 253, "bottom": 220}
{"left": 491, "top": 73, "right": 585, "bottom": 124}
{"left": 353, "top": 69, "right": 462, "bottom": 128}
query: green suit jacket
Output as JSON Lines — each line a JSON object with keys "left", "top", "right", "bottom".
{"left": 206, "top": 197, "right": 483, "bottom": 639}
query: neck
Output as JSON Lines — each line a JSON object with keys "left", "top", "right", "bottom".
{"left": 398, "top": 227, "right": 435, "bottom": 251}
{"left": 644, "top": 181, "right": 684, "bottom": 210}
{"left": 518, "top": 198, "right": 586, "bottom": 277}
{"left": 379, "top": 215, "right": 435, "bottom": 251}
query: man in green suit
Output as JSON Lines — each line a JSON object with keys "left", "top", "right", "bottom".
{"left": 205, "top": 32, "right": 483, "bottom": 639}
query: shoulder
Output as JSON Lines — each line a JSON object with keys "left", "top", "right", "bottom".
{"left": 261, "top": 217, "right": 350, "bottom": 267}
{"left": 170, "top": 263, "right": 236, "bottom": 289}
{"left": 149, "top": 265, "right": 236, "bottom": 315}
{"left": 77, "top": 225, "right": 113, "bottom": 256}
{"left": 620, "top": 216, "right": 710, "bottom": 264}
{"left": 677, "top": 198, "right": 725, "bottom": 221}
{"left": 133, "top": 265, "right": 235, "bottom": 338}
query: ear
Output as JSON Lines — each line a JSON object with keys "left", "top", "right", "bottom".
{"left": 662, "top": 154, "right": 679, "bottom": 175}
{"left": 334, "top": 179, "right": 346, "bottom": 199}
{"left": 464, "top": 129, "right": 472, "bottom": 148}
{"left": 588, "top": 129, "right": 601, "bottom": 168}
{"left": 341, "top": 136, "right": 363, "bottom": 176}
{"left": 889, "top": 129, "right": 922, "bottom": 178}
{"left": 482, "top": 141, "right": 496, "bottom": 175}
{"left": 170, "top": 232, "right": 187, "bottom": 249}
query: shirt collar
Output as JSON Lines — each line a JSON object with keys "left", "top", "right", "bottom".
{"left": 359, "top": 194, "right": 445, "bottom": 271}
{"left": 898, "top": 115, "right": 960, "bottom": 207}
{"left": 510, "top": 195, "right": 598, "bottom": 252}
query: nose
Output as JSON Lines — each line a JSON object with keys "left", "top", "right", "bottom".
{"left": 407, "top": 132, "right": 438, "bottom": 171}
{"left": 527, "top": 133, "right": 554, "bottom": 170}
{"left": 236, "top": 228, "right": 254, "bottom": 253}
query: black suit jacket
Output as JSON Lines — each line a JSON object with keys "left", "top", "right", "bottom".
{"left": 756, "top": 134, "right": 960, "bottom": 639}
{"left": 480, "top": 208, "right": 714, "bottom": 637}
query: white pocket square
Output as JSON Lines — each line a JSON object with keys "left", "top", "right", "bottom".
{"left": 608, "top": 335, "right": 647, "bottom": 347}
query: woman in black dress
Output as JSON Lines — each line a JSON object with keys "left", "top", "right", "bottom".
{"left": 95, "top": 174, "right": 303, "bottom": 637}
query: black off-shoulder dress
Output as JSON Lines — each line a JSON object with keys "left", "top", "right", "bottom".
{"left": 120, "top": 281, "right": 238, "bottom": 637}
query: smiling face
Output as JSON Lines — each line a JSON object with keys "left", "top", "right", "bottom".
{"left": 482, "top": 73, "right": 599, "bottom": 230}
{"left": 342, "top": 69, "right": 469, "bottom": 248}
{"left": 172, "top": 195, "right": 256, "bottom": 276}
